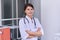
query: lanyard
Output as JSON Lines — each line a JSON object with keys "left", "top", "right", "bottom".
{"left": 23, "top": 17, "right": 36, "bottom": 28}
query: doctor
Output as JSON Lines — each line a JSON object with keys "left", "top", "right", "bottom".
{"left": 19, "top": 3, "right": 44, "bottom": 40}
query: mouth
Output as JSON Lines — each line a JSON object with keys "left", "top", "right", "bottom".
{"left": 29, "top": 13, "right": 32, "bottom": 14}
{"left": 29, "top": 12, "right": 33, "bottom": 14}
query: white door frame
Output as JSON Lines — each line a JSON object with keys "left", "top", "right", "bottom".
{"left": 0, "top": 0, "right": 2, "bottom": 26}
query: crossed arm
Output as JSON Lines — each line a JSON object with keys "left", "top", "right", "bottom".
{"left": 25, "top": 27, "right": 42, "bottom": 39}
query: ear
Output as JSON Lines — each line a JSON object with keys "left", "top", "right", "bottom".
{"left": 24, "top": 11, "right": 26, "bottom": 15}
{"left": 24, "top": 10, "right": 26, "bottom": 13}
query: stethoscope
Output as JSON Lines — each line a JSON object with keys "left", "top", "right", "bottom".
{"left": 23, "top": 17, "right": 37, "bottom": 28}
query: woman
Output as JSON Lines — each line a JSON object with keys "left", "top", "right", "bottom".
{"left": 19, "top": 3, "right": 44, "bottom": 40}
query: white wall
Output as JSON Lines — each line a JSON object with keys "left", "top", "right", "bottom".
{"left": 29, "top": 0, "right": 60, "bottom": 40}
{"left": 41, "top": 0, "right": 60, "bottom": 40}
{"left": 0, "top": 0, "right": 2, "bottom": 26}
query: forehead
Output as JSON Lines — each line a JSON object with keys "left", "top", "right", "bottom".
{"left": 26, "top": 6, "right": 33, "bottom": 9}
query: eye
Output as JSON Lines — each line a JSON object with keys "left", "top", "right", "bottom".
{"left": 31, "top": 9, "right": 33, "bottom": 10}
{"left": 27, "top": 9, "right": 29, "bottom": 10}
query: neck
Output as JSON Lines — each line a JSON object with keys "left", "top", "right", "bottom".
{"left": 27, "top": 15, "right": 33, "bottom": 19}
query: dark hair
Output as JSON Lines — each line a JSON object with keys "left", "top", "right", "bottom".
{"left": 24, "top": 3, "right": 34, "bottom": 11}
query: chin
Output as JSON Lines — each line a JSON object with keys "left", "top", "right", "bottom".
{"left": 28, "top": 14, "right": 33, "bottom": 16}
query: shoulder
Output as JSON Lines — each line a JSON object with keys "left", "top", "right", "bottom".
{"left": 34, "top": 17, "right": 39, "bottom": 21}
{"left": 19, "top": 18, "right": 24, "bottom": 23}
{"left": 34, "top": 17, "right": 40, "bottom": 23}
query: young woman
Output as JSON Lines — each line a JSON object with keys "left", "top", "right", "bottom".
{"left": 19, "top": 3, "right": 44, "bottom": 40}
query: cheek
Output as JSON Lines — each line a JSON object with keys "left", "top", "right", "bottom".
{"left": 25, "top": 11, "right": 29, "bottom": 15}
{"left": 32, "top": 11, "right": 34, "bottom": 13}
{"left": 31, "top": 10, "right": 34, "bottom": 12}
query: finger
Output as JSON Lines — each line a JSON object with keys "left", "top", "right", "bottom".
{"left": 37, "top": 27, "right": 41, "bottom": 31}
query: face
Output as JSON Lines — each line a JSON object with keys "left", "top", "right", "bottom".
{"left": 25, "top": 6, "right": 34, "bottom": 17}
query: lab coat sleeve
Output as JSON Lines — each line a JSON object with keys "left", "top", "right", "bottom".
{"left": 35, "top": 18, "right": 44, "bottom": 36}
{"left": 19, "top": 19, "right": 28, "bottom": 40}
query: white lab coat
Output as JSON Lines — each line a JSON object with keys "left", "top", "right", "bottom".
{"left": 19, "top": 16, "right": 44, "bottom": 40}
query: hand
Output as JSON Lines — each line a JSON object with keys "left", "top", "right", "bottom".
{"left": 25, "top": 30, "right": 35, "bottom": 39}
{"left": 27, "top": 35, "right": 34, "bottom": 39}
{"left": 37, "top": 27, "right": 41, "bottom": 32}
{"left": 25, "top": 30, "right": 36, "bottom": 36}
{"left": 25, "top": 27, "right": 42, "bottom": 37}
{"left": 25, "top": 30, "right": 30, "bottom": 33}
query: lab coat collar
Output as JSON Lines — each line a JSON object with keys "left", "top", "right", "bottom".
{"left": 26, "top": 15, "right": 33, "bottom": 21}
